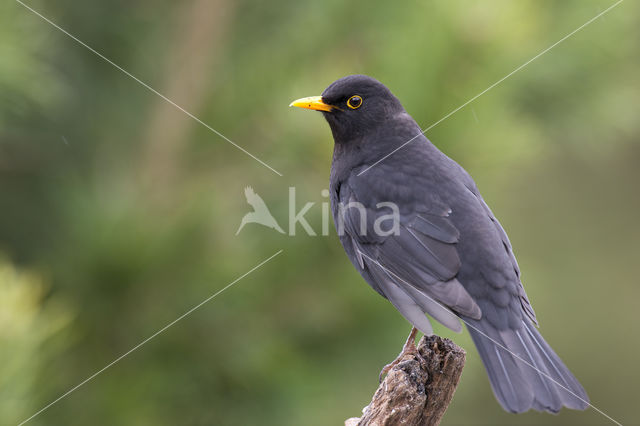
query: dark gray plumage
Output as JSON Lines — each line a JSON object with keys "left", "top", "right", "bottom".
{"left": 293, "top": 74, "right": 589, "bottom": 413}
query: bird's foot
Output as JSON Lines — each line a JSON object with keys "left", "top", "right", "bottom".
{"left": 379, "top": 327, "right": 419, "bottom": 383}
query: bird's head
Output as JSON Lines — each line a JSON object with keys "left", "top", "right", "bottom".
{"left": 290, "top": 75, "right": 405, "bottom": 143}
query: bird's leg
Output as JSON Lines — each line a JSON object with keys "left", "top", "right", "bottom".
{"left": 379, "top": 327, "right": 419, "bottom": 383}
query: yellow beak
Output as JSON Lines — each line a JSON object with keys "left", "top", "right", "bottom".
{"left": 289, "top": 96, "right": 334, "bottom": 112}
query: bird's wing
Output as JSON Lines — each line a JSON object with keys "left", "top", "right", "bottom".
{"left": 337, "top": 178, "right": 481, "bottom": 333}
{"left": 474, "top": 193, "right": 537, "bottom": 325}
{"left": 245, "top": 186, "right": 269, "bottom": 211}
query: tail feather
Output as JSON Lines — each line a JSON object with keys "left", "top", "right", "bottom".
{"left": 467, "top": 318, "right": 589, "bottom": 413}
{"left": 521, "top": 321, "right": 589, "bottom": 411}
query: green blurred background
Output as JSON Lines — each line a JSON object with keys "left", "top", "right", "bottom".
{"left": 1, "top": 0, "right": 638, "bottom": 424}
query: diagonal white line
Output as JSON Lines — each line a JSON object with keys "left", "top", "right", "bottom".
{"left": 18, "top": 249, "right": 284, "bottom": 426}
{"left": 356, "top": 250, "right": 623, "bottom": 426}
{"left": 358, "top": 0, "right": 624, "bottom": 176}
{"left": 15, "top": 0, "right": 283, "bottom": 177}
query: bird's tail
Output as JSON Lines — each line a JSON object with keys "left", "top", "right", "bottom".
{"left": 466, "top": 318, "right": 589, "bottom": 413}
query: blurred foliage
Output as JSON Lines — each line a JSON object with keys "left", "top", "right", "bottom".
{"left": 1, "top": 0, "right": 639, "bottom": 425}
{"left": 0, "top": 258, "right": 71, "bottom": 425}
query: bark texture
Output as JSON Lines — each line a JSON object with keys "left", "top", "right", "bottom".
{"left": 346, "top": 335, "right": 466, "bottom": 426}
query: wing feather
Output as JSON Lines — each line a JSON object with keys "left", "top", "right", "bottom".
{"left": 338, "top": 180, "right": 482, "bottom": 331}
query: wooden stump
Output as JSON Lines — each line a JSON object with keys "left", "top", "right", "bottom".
{"left": 346, "top": 335, "right": 466, "bottom": 426}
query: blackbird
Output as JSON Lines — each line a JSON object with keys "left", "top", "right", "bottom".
{"left": 290, "top": 74, "right": 589, "bottom": 413}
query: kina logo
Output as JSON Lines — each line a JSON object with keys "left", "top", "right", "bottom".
{"left": 235, "top": 187, "right": 285, "bottom": 235}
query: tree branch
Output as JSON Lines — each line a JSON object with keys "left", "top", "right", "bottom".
{"left": 346, "top": 335, "right": 466, "bottom": 426}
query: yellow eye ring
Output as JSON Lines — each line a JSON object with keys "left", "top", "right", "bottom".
{"left": 347, "top": 95, "right": 363, "bottom": 109}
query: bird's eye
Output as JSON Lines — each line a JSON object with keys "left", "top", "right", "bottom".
{"left": 347, "top": 95, "right": 363, "bottom": 109}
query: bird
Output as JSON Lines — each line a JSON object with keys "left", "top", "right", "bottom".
{"left": 290, "top": 74, "right": 589, "bottom": 413}
{"left": 236, "top": 186, "right": 285, "bottom": 235}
